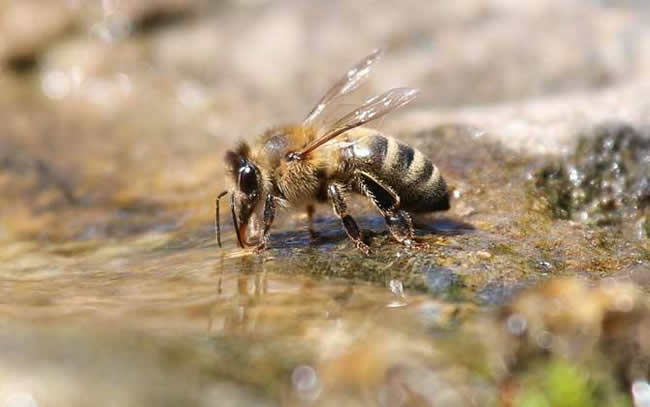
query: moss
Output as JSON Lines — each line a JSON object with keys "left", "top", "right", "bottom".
{"left": 490, "top": 243, "right": 517, "bottom": 256}
{"left": 640, "top": 246, "right": 650, "bottom": 262}
{"left": 533, "top": 122, "right": 650, "bottom": 235}
{"left": 533, "top": 165, "right": 574, "bottom": 219}
{"left": 514, "top": 360, "right": 631, "bottom": 407}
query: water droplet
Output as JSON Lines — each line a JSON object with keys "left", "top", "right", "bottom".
{"left": 632, "top": 380, "right": 650, "bottom": 407}
{"left": 506, "top": 313, "right": 527, "bottom": 336}
{"left": 41, "top": 71, "right": 70, "bottom": 100}
{"left": 386, "top": 301, "right": 406, "bottom": 308}
{"left": 389, "top": 279, "right": 404, "bottom": 297}
{"left": 534, "top": 330, "right": 553, "bottom": 349}
{"left": 291, "top": 365, "right": 321, "bottom": 401}
{"left": 91, "top": 23, "right": 113, "bottom": 43}
{"left": 177, "top": 81, "right": 205, "bottom": 108}
{"left": 568, "top": 166, "right": 582, "bottom": 185}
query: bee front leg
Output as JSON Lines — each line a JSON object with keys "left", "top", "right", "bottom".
{"left": 306, "top": 204, "right": 318, "bottom": 240}
{"left": 356, "top": 172, "right": 428, "bottom": 249}
{"left": 254, "top": 193, "right": 276, "bottom": 253}
{"left": 327, "top": 183, "right": 371, "bottom": 255}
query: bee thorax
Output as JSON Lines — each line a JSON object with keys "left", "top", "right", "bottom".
{"left": 276, "top": 160, "right": 326, "bottom": 204}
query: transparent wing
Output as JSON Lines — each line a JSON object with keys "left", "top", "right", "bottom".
{"left": 297, "top": 87, "right": 419, "bottom": 156}
{"left": 303, "top": 49, "right": 383, "bottom": 125}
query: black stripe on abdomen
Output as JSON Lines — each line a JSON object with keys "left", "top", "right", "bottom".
{"left": 395, "top": 143, "right": 414, "bottom": 173}
{"left": 413, "top": 159, "right": 433, "bottom": 185}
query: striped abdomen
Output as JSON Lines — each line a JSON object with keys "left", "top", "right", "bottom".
{"left": 342, "top": 129, "right": 449, "bottom": 213}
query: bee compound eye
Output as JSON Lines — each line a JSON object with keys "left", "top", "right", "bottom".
{"left": 238, "top": 165, "right": 258, "bottom": 195}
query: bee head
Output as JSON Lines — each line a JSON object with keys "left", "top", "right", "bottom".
{"left": 225, "top": 143, "right": 263, "bottom": 247}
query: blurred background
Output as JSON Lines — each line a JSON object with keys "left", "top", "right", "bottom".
{"left": 1, "top": 0, "right": 650, "bottom": 239}
{"left": 1, "top": 1, "right": 650, "bottom": 406}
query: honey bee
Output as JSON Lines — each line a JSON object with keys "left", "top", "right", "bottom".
{"left": 216, "top": 50, "right": 450, "bottom": 255}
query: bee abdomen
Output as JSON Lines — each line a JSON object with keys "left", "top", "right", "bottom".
{"left": 352, "top": 134, "right": 449, "bottom": 213}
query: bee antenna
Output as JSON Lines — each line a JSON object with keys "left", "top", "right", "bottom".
{"left": 215, "top": 190, "right": 228, "bottom": 248}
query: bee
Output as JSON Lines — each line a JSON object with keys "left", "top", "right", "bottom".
{"left": 215, "top": 50, "right": 450, "bottom": 255}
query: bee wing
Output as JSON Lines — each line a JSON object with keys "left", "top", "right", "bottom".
{"left": 297, "top": 87, "right": 419, "bottom": 156}
{"left": 303, "top": 49, "right": 383, "bottom": 125}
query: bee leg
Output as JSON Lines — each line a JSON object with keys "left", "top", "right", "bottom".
{"left": 384, "top": 210, "right": 428, "bottom": 249}
{"left": 356, "top": 172, "right": 428, "bottom": 249}
{"left": 305, "top": 204, "right": 319, "bottom": 239}
{"left": 328, "top": 183, "right": 371, "bottom": 255}
{"left": 254, "top": 193, "right": 276, "bottom": 253}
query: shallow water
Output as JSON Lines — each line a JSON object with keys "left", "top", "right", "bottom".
{"left": 1, "top": 227, "right": 483, "bottom": 406}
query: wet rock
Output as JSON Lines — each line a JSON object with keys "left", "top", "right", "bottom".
{"left": 119, "top": 0, "right": 199, "bottom": 35}
{"left": 476, "top": 281, "right": 530, "bottom": 306}
{"left": 0, "top": 1, "right": 79, "bottom": 72}
{"left": 420, "top": 264, "right": 464, "bottom": 298}
{"left": 0, "top": 0, "right": 202, "bottom": 73}
{"left": 534, "top": 122, "right": 650, "bottom": 237}
{"left": 0, "top": 139, "right": 78, "bottom": 206}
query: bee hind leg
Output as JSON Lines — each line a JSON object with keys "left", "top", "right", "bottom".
{"left": 384, "top": 210, "right": 429, "bottom": 249}
{"left": 328, "top": 183, "right": 371, "bottom": 255}
{"left": 356, "top": 172, "right": 428, "bottom": 249}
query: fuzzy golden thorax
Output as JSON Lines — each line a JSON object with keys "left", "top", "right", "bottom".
{"left": 249, "top": 125, "right": 318, "bottom": 167}
{"left": 275, "top": 157, "right": 325, "bottom": 204}
{"left": 246, "top": 125, "right": 326, "bottom": 205}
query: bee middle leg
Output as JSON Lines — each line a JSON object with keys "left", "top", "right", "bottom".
{"left": 356, "top": 172, "right": 428, "bottom": 249}
{"left": 327, "top": 183, "right": 371, "bottom": 255}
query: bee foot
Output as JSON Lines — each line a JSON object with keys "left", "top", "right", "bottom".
{"left": 402, "top": 238, "right": 429, "bottom": 250}
{"left": 355, "top": 241, "right": 372, "bottom": 256}
{"left": 253, "top": 242, "right": 267, "bottom": 254}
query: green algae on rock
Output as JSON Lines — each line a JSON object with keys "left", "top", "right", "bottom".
{"left": 533, "top": 122, "right": 650, "bottom": 238}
